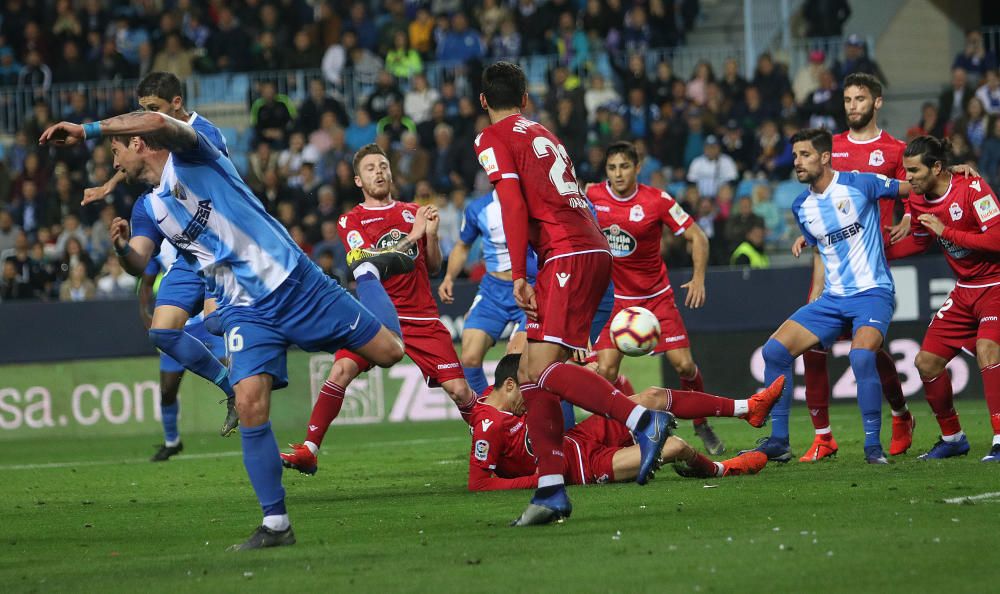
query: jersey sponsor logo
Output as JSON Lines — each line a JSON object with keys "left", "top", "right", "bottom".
{"left": 402, "top": 210, "right": 415, "bottom": 224}
{"left": 868, "top": 149, "right": 885, "bottom": 167}
{"left": 938, "top": 236, "right": 972, "bottom": 259}
{"left": 474, "top": 439, "right": 490, "bottom": 461}
{"left": 836, "top": 199, "right": 851, "bottom": 215}
{"left": 603, "top": 224, "right": 638, "bottom": 257}
{"left": 437, "top": 362, "right": 460, "bottom": 369}
{"left": 346, "top": 230, "right": 365, "bottom": 249}
{"left": 376, "top": 229, "right": 419, "bottom": 259}
{"left": 361, "top": 217, "right": 384, "bottom": 225}
{"left": 510, "top": 420, "right": 523, "bottom": 434}
{"left": 950, "top": 202, "right": 964, "bottom": 221}
{"left": 974, "top": 195, "right": 1000, "bottom": 223}
{"left": 170, "top": 199, "right": 212, "bottom": 248}
{"left": 594, "top": 204, "right": 611, "bottom": 212}
{"left": 155, "top": 214, "right": 168, "bottom": 224}
{"left": 832, "top": 152, "right": 849, "bottom": 157}
{"left": 668, "top": 202, "right": 690, "bottom": 225}
{"left": 629, "top": 204, "right": 645, "bottom": 222}
{"left": 821, "top": 221, "right": 863, "bottom": 246}
{"left": 478, "top": 147, "right": 499, "bottom": 175}
{"left": 982, "top": 316, "right": 999, "bottom": 323}
{"left": 556, "top": 272, "right": 571, "bottom": 287}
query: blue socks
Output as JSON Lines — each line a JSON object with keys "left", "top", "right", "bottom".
{"left": 355, "top": 272, "right": 402, "bottom": 337}
{"left": 762, "top": 338, "right": 795, "bottom": 441}
{"left": 464, "top": 366, "right": 489, "bottom": 394}
{"left": 149, "top": 328, "right": 234, "bottom": 397}
{"left": 160, "top": 401, "right": 179, "bottom": 444}
{"left": 849, "top": 348, "right": 883, "bottom": 449}
{"left": 240, "top": 422, "right": 286, "bottom": 517}
{"left": 560, "top": 400, "right": 576, "bottom": 431}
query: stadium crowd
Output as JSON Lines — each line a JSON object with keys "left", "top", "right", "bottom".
{"left": 0, "top": 0, "right": 997, "bottom": 304}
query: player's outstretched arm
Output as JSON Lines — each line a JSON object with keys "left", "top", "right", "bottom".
{"left": 438, "top": 240, "right": 470, "bottom": 304}
{"left": 42, "top": 111, "right": 198, "bottom": 153}
{"left": 925, "top": 212, "right": 1000, "bottom": 253}
{"left": 82, "top": 170, "right": 126, "bottom": 206}
{"left": 468, "top": 463, "right": 537, "bottom": 491}
{"left": 680, "top": 224, "right": 708, "bottom": 308}
{"left": 110, "top": 217, "right": 156, "bottom": 276}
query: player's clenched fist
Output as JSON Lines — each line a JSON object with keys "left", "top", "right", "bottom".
{"left": 109, "top": 217, "right": 131, "bottom": 249}
{"left": 513, "top": 278, "right": 537, "bottom": 320}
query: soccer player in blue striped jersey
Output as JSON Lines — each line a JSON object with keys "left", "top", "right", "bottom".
{"left": 40, "top": 111, "right": 409, "bottom": 550}
{"left": 746, "top": 128, "right": 906, "bottom": 465}
{"left": 438, "top": 191, "right": 538, "bottom": 394}
{"left": 82, "top": 72, "right": 239, "bottom": 438}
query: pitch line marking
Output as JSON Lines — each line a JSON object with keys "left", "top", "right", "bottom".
{"left": 942, "top": 491, "right": 1000, "bottom": 504}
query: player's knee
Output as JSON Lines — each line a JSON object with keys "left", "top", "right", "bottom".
{"left": 673, "top": 359, "right": 697, "bottom": 379}
{"left": 915, "top": 351, "right": 945, "bottom": 379}
{"left": 367, "top": 331, "right": 404, "bottom": 367}
{"left": 660, "top": 436, "right": 690, "bottom": 463}
{"left": 762, "top": 338, "right": 793, "bottom": 368}
{"left": 976, "top": 339, "right": 1000, "bottom": 368}
{"left": 234, "top": 388, "right": 268, "bottom": 425}
{"left": 460, "top": 350, "right": 484, "bottom": 369}
{"left": 148, "top": 328, "right": 182, "bottom": 351}
{"left": 595, "top": 362, "right": 618, "bottom": 382}
{"left": 848, "top": 348, "right": 877, "bottom": 378}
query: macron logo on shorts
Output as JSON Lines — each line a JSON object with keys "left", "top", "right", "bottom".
{"left": 556, "top": 272, "right": 571, "bottom": 287}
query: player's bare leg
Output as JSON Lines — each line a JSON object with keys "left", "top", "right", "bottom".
{"left": 915, "top": 349, "right": 970, "bottom": 459}
{"left": 459, "top": 328, "right": 494, "bottom": 394}
{"left": 151, "top": 370, "right": 185, "bottom": 461}
{"left": 230, "top": 374, "right": 295, "bottom": 551}
{"left": 441, "top": 377, "right": 478, "bottom": 421}
{"left": 506, "top": 330, "right": 527, "bottom": 354}
{"left": 628, "top": 377, "right": 783, "bottom": 428}
{"left": 608, "top": 435, "right": 767, "bottom": 481}
{"left": 977, "top": 339, "right": 1000, "bottom": 461}
{"left": 666, "top": 347, "right": 724, "bottom": 454}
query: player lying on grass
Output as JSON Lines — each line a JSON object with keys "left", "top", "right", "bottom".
{"left": 466, "top": 354, "right": 784, "bottom": 492}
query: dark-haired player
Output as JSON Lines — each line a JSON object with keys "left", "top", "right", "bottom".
{"left": 750, "top": 128, "right": 906, "bottom": 465}
{"left": 799, "top": 73, "right": 915, "bottom": 462}
{"left": 586, "top": 141, "right": 726, "bottom": 455}
{"left": 476, "top": 61, "right": 672, "bottom": 525}
{"left": 466, "top": 355, "right": 784, "bottom": 491}
{"left": 886, "top": 136, "right": 1000, "bottom": 462}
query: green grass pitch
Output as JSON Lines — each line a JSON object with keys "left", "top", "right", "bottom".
{"left": 2, "top": 395, "right": 997, "bottom": 593}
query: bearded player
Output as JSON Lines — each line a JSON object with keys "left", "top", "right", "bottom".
{"left": 467, "top": 355, "right": 784, "bottom": 491}
{"left": 476, "top": 61, "right": 672, "bottom": 526}
{"left": 797, "top": 73, "right": 915, "bottom": 462}
{"left": 280, "top": 144, "right": 479, "bottom": 475}
{"left": 885, "top": 136, "right": 1000, "bottom": 462}
{"left": 587, "top": 141, "right": 726, "bottom": 455}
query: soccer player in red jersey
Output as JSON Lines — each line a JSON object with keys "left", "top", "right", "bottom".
{"left": 475, "top": 62, "right": 673, "bottom": 525}
{"left": 586, "top": 141, "right": 725, "bottom": 453}
{"left": 799, "top": 73, "right": 915, "bottom": 461}
{"left": 886, "top": 136, "right": 1000, "bottom": 462}
{"left": 280, "top": 144, "right": 478, "bottom": 475}
{"left": 467, "top": 355, "right": 782, "bottom": 491}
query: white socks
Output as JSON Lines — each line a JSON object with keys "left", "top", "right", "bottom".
{"left": 625, "top": 406, "right": 648, "bottom": 431}
{"left": 353, "top": 262, "right": 378, "bottom": 280}
{"left": 891, "top": 406, "right": 910, "bottom": 417}
{"left": 538, "top": 474, "right": 565, "bottom": 489}
{"left": 263, "top": 514, "right": 290, "bottom": 531}
{"left": 942, "top": 431, "right": 966, "bottom": 443}
{"left": 304, "top": 441, "right": 318, "bottom": 454}
{"left": 164, "top": 437, "right": 181, "bottom": 447}
{"left": 733, "top": 400, "right": 749, "bottom": 417}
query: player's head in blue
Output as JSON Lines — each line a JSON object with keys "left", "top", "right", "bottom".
{"left": 605, "top": 141, "right": 640, "bottom": 197}
{"left": 843, "top": 72, "right": 884, "bottom": 133}
{"left": 352, "top": 143, "right": 393, "bottom": 204}
{"left": 792, "top": 128, "right": 833, "bottom": 188}
{"left": 491, "top": 353, "right": 526, "bottom": 414}
{"left": 136, "top": 71, "right": 190, "bottom": 122}
{"left": 903, "top": 135, "right": 951, "bottom": 197}
{"left": 480, "top": 61, "right": 527, "bottom": 122}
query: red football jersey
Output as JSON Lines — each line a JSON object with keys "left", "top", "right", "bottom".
{"left": 909, "top": 176, "right": 1000, "bottom": 284}
{"left": 338, "top": 201, "right": 439, "bottom": 318}
{"left": 832, "top": 130, "right": 907, "bottom": 231}
{"left": 468, "top": 398, "right": 537, "bottom": 491}
{"left": 475, "top": 114, "right": 608, "bottom": 274}
{"left": 587, "top": 182, "right": 692, "bottom": 298}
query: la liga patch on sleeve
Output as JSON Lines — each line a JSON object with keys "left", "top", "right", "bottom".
{"left": 474, "top": 439, "right": 490, "bottom": 461}
{"left": 478, "top": 148, "right": 499, "bottom": 175}
{"left": 974, "top": 195, "right": 1000, "bottom": 225}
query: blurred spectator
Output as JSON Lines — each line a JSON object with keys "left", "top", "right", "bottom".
{"left": 729, "top": 223, "right": 770, "bottom": 268}
{"left": 516, "top": 0, "right": 552, "bottom": 56}
{"left": 17, "top": 50, "right": 51, "bottom": 92}
{"left": 651, "top": 61, "right": 681, "bottom": 106}
{"left": 619, "top": 88, "right": 658, "bottom": 140}
{"left": 617, "top": 53, "right": 652, "bottom": 97}
{"left": 59, "top": 262, "right": 95, "bottom": 302}
{"left": 385, "top": 31, "right": 422, "bottom": 78}
{"left": 54, "top": 213, "right": 88, "bottom": 258}
{"left": 687, "top": 135, "right": 739, "bottom": 198}
{"left": 286, "top": 30, "right": 323, "bottom": 71}
{"left": 333, "top": 160, "right": 363, "bottom": 205}
{"left": 938, "top": 67, "right": 975, "bottom": 124}
{"left": 720, "top": 119, "right": 751, "bottom": 172}
{"left": 730, "top": 86, "right": 773, "bottom": 135}
{"left": 365, "top": 71, "right": 404, "bottom": 121}
{"left": 312, "top": 220, "right": 348, "bottom": 284}
{"left": 980, "top": 117, "right": 1000, "bottom": 189}
{"left": 576, "top": 144, "right": 607, "bottom": 186}
{"left": 648, "top": 116, "right": 685, "bottom": 172}
{"left": 793, "top": 49, "right": 826, "bottom": 103}
{"left": 377, "top": 101, "right": 417, "bottom": 146}
{"left": 1, "top": 258, "right": 33, "bottom": 301}
{"left": 752, "top": 53, "right": 792, "bottom": 106}
{"left": 47, "top": 175, "right": 81, "bottom": 228}
{"left": 955, "top": 97, "right": 989, "bottom": 155}
{"left": 246, "top": 141, "right": 279, "bottom": 194}
{"left": 682, "top": 111, "right": 707, "bottom": 168}
{"left": 719, "top": 57, "right": 748, "bottom": 107}
{"left": 322, "top": 29, "right": 353, "bottom": 87}
{"left": 57, "top": 237, "right": 95, "bottom": 283}
{"left": 278, "top": 132, "right": 308, "bottom": 180}
{"left": 390, "top": 132, "right": 430, "bottom": 200}
{"left": 436, "top": 188, "right": 464, "bottom": 258}
{"left": 754, "top": 120, "right": 793, "bottom": 180}
{"left": 953, "top": 30, "right": 997, "bottom": 84}
{"left": 345, "top": 108, "right": 378, "bottom": 151}
{"left": 552, "top": 10, "right": 589, "bottom": 72}
{"left": 686, "top": 61, "right": 715, "bottom": 106}
{"left": 490, "top": 17, "right": 522, "bottom": 59}
{"left": 0, "top": 45, "right": 21, "bottom": 86}
{"left": 88, "top": 205, "right": 114, "bottom": 264}
{"left": 346, "top": 2, "right": 378, "bottom": 53}
{"left": 409, "top": 8, "right": 436, "bottom": 57}
{"left": 251, "top": 81, "right": 296, "bottom": 147}
{"left": 907, "top": 102, "right": 945, "bottom": 140}
{"left": 95, "top": 256, "right": 134, "bottom": 299}
{"left": 251, "top": 31, "right": 284, "bottom": 72}
{"left": 209, "top": 7, "right": 251, "bottom": 72}
{"left": 832, "top": 35, "right": 886, "bottom": 84}
{"left": 583, "top": 73, "right": 620, "bottom": 123}
{"left": 975, "top": 69, "right": 1000, "bottom": 116}
{"left": 94, "top": 38, "right": 130, "bottom": 81}
{"left": 802, "top": 0, "right": 851, "bottom": 39}
{"left": 0, "top": 211, "right": 20, "bottom": 254}
{"left": 436, "top": 13, "right": 485, "bottom": 66}
{"left": 751, "top": 184, "right": 783, "bottom": 244}
{"left": 297, "top": 79, "right": 350, "bottom": 133}
{"left": 53, "top": 40, "right": 93, "bottom": 84}
{"left": 621, "top": 5, "right": 652, "bottom": 54}
{"left": 429, "top": 123, "right": 462, "bottom": 192}
{"left": 802, "top": 68, "right": 845, "bottom": 131}
{"left": 726, "top": 196, "right": 765, "bottom": 253}
{"left": 404, "top": 74, "right": 441, "bottom": 124}
{"left": 948, "top": 131, "right": 976, "bottom": 165}
{"left": 258, "top": 170, "right": 290, "bottom": 214}
{"left": 152, "top": 33, "right": 194, "bottom": 80}
{"left": 556, "top": 98, "right": 587, "bottom": 163}
{"left": 10, "top": 179, "right": 45, "bottom": 237}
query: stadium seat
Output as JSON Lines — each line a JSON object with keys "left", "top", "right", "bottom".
{"left": 218, "top": 126, "right": 239, "bottom": 151}
{"left": 667, "top": 181, "right": 687, "bottom": 198}
{"left": 773, "top": 180, "right": 804, "bottom": 209}
{"left": 736, "top": 179, "right": 760, "bottom": 199}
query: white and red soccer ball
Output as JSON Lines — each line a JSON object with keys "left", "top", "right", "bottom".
{"left": 609, "top": 306, "right": 660, "bottom": 356}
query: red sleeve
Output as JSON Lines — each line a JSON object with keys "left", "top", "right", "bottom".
{"left": 337, "top": 213, "right": 370, "bottom": 252}
{"left": 658, "top": 190, "right": 693, "bottom": 235}
{"left": 885, "top": 234, "right": 930, "bottom": 260}
{"left": 941, "top": 222, "right": 1000, "bottom": 252}
{"left": 968, "top": 180, "right": 1000, "bottom": 231}
{"left": 467, "top": 464, "right": 537, "bottom": 491}
{"left": 467, "top": 423, "right": 537, "bottom": 491}
{"left": 476, "top": 129, "right": 518, "bottom": 184}
{"left": 494, "top": 177, "right": 530, "bottom": 280}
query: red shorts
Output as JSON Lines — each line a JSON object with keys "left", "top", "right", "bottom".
{"left": 922, "top": 284, "right": 1000, "bottom": 360}
{"left": 593, "top": 287, "right": 691, "bottom": 353}
{"left": 336, "top": 317, "right": 464, "bottom": 386}
{"left": 526, "top": 250, "right": 612, "bottom": 350}
{"left": 562, "top": 415, "right": 635, "bottom": 485}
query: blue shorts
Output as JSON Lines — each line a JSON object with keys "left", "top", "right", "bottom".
{"left": 219, "top": 255, "right": 383, "bottom": 389}
{"left": 464, "top": 274, "right": 527, "bottom": 342}
{"left": 789, "top": 288, "right": 894, "bottom": 349}
{"left": 589, "top": 281, "right": 616, "bottom": 344}
{"left": 157, "top": 258, "right": 208, "bottom": 316}
{"left": 159, "top": 320, "right": 226, "bottom": 373}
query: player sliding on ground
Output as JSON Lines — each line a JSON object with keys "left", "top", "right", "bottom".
{"left": 39, "top": 111, "right": 411, "bottom": 551}
{"left": 280, "top": 144, "right": 479, "bottom": 475}
{"left": 586, "top": 141, "right": 726, "bottom": 455}
{"left": 466, "top": 355, "right": 784, "bottom": 490}
{"left": 476, "top": 62, "right": 673, "bottom": 526}
{"left": 747, "top": 128, "right": 907, "bottom": 465}
{"left": 886, "top": 135, "right": 1000, "bottom": 462}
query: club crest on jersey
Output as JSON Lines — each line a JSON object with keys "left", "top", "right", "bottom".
{"left": 629, "top": 204, "right": 645, "bottom": 222}
{"left": 974, "top": 195, "right": 1000, "bottom": 223}
{"left": 950, "top": 202, "right": 964, "bottom": 221}
{"left": 346, "top": 230, "right": 365, "bottom": 249}
{"left": 474, "top": 439, "right": 489, "bottom": 461}
{"left": 171, "top": 184, "right": 187, "bottom": 201}
{"left": 836, "top": 199, "right": 851, "bottom": 215}
{"left": 868, "top": 149, "right": 885, "bottom": 167}
{"left": 376, "top": 229, "right": 419, "bottom": 259}
{"left": 603, "top": 225, "right": 637, "bottom": 257}
{"left": 170, "top": 199, "right": 212, "bottom": 248}
{"left": 402, "top": 210, "right": 415, "bottom": 224}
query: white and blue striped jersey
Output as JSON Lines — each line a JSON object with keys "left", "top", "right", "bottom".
{"left": 131, "top": 128, "right": 301, "bottom": 308}
{"left": 460, "top": 192, "right": 537, "bottom": 279}
{"left": 793, "top": 171, "right": 900, "bottom": 297}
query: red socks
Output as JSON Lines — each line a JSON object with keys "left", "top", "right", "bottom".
{"left": 520, "top": 383, "right": 568, "bottom": 477}
{"left": 613, "top": 375, "right": 636, "bottom": 396}
{"left": 923, "top": 371, "right": 962, "bottom": 436}
{"left": 803, "top": 348, "right": 831, "bottom": 430}
{"left": 663, "top": 388, "right": 736, "bottom": 419}
{"left": 687, "top": 452, "right": 720, "bottom": 477}
{"left": 305, "top": 381, "right": 346, "bottom": 447}
{"left": 538, "top": 362, "right": 638, "bottom": 425}
{"left": 877, "top": 349, "right": 908, "bottom": 413}
{"left": 680, "top": 367, "right": 708, "bottom": 426}
{"left": 981, "top": 363, "right": 1000, "bottom": 435}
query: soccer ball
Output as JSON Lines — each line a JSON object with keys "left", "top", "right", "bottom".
{"left": 609, "top": 307, "right": 661, "bottom": 357}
